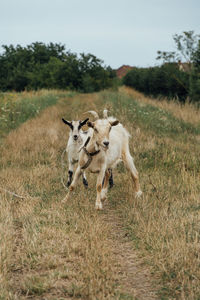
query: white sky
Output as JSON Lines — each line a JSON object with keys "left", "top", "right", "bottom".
{"left": 0, "top": 0, "right": 199, "bottom": 68}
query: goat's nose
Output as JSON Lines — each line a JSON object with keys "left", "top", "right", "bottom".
{"left": 103, "top": 141, "right": 109, "bottom": 147}
{"left": 73, "top": 135, "right": 78, "bottom": 140}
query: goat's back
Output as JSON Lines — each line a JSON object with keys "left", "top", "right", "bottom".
{"left": 106, "top": 123, "right": 130, "bottom": 168}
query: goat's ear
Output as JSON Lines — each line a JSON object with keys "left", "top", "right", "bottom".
{"left": 87, "top": 121, "right": 94, "bottom": 128}
{"left": 80, "top": 118, "right": 89, "bottom": 127}
{"left": 62, "top": 118, "right": 73, "bottom": 130}
{"left": 110, "top": 120, "right": 119, "bottom": 127}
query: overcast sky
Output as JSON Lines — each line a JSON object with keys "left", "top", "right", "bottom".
{"left": 1, "top": 0, "right": 199, "bottom": 69}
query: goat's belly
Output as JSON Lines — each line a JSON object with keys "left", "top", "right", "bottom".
{"left": 90, "top": 169, "right": 100, "bottom": 174}
{"left": 106, "top": 146, "right": 122, "bottom": 168}
{"left": 67, "top": 148, "right": 79, "bottom": 163}
{"left": 87, "top": 159, "right": 101, "bottom": 173}
{"left": 88, "top": 165, "right": 100, "bottom": 173}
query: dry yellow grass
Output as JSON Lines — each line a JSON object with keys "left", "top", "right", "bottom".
{"left": 0, "top": 89, "right": 200, "bottom": 299}
{"left": 0, "top": 92, "right": 158, "bottom": 299}
{"left": 121, "top": 86, "right": 200, "bottom": 126}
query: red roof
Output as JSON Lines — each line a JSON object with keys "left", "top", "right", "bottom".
{"left": 116, "top": 65, "right": 134, "bottom": 78}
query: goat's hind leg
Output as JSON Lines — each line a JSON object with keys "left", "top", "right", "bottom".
{"left": 67, "top": 170, "right": 73, "bottom": 187}
{"left": 108, "top": 168, "right": 114, "bottom": 188}
{"left": 123, "top": 151, "right": 142, "bottom": 197}
{"left": 102, "top": 168, "right": 113, "bottom": 189}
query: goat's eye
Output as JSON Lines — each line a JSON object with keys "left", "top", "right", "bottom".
{"left": 94, "top": 128, "right": 98, "bottom": 133}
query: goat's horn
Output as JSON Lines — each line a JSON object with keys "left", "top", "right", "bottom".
{"left": 79, "top": 118, "right": 89, "bottom": 127}
{"left": 84, "top": 110, "right": 99, "bottom": 120}
{"left": 103, "top": 109, "right": 108, "bottom": 119}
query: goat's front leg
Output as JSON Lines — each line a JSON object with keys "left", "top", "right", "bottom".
{"left": 63, "top": 165, "right": 82, "bottom": 203}
{"left": 95, "top": 166, "right": 106, "bottom": 210}
{"left": 67, "top": 159, "right": 74, "bottom": 187}
{"left": 101, "top": 169, "right": 110, "bottom": 201}
{"left": 82, "top": 171, "right": 88, "bottom": 188}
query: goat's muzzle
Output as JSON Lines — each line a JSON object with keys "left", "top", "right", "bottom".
{"left": 103, "top": 141, "right": 109, "bottom": 149}
{"left": 73, "top": 135, "right": 78, "bottom": 141}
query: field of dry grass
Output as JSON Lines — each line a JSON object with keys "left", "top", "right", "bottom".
{"left": 121, "top": 86, "right": 200, "bottom": 126}
{"left": 0, "top": 88, "right": 200, "bottom": 299}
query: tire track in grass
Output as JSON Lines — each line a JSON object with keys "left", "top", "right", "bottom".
{"left": 100, "top": 201, "right": 158, "bottom": 300}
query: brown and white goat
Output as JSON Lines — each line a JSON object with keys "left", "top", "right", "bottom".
{"left": 63, "top": 111, "right": 142, "bottom": 209}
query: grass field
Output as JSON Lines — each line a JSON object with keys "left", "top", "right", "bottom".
{"left": 0, "top": 87, "right": 200, "bottom": 299}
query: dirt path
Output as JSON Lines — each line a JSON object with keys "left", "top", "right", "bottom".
{"left": 102, "top": 202, "right": 158, "bottom": 299}
{"left": 1, "top": 93, "right": 160, "bottom": 299}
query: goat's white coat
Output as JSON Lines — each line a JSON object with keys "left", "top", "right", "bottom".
{"left": 64, "top": 120, "right": 92, "bottom": 187}
{"left": 64, "top": 116, "right": 142, "bottom": 209}
{"left": 66, "top": 123, "right": 88, "bottom": 163}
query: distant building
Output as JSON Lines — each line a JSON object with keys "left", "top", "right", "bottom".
{"left": 116, "top": 65, "right": 134, "bottom": 78}
{"left": 178, "top": 60, "right": 192, "bottom": 72}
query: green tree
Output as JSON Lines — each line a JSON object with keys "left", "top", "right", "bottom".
{"left": 0, "top": 43, "right": 116, "bottom": 92}
{"left": 189, "top": 40, "right": 200, "bottom": 102}
{"left": 156, "top": 31, "right": 200, "bottom": 103}
{"left": 157, "top": 31, "right": 200, "bottom": 64}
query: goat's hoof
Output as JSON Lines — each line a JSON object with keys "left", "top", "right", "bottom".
{"left": 101, "top": 196, "right": 107, "bottom": 202}
{"left": 84, "top": 184, "right": 88, "bottom": 189}
{"left": 95, "top": 202, "right": 103, "bottom": 210}
{"left": 109, "top": 180, "right": 114, "bottom": 189}
{"left": 135, "top": 190, "right": 143, "bottom": 198}
{"left": 83, "top": 178, "right": 88, "bottom": 188}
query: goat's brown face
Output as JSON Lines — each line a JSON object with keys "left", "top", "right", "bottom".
{"left": 87, "top": 119, "right": 119, "bottom": 150}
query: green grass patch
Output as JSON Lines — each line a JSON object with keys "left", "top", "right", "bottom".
{"left": 0, "top": 90, "right": 71, "bottom": 141}
{"left": 99, "top": 90, "right": 200, "bottom": 138}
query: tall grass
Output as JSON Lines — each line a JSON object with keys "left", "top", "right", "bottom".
{"left": 0, "top": 88, "right": 200, "bottom": 299}
{"left": 97, "top": 88, "right": 200, "bottom": 299}
{"left": 0, "top": 92, "right": 120, "bottom": 299}
{"left": 121, "top": 86, "right": 200, "bottom": 126}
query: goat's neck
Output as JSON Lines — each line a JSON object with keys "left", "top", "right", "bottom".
{"left": 86, "top": 136, "right": 99, "bottom": 153}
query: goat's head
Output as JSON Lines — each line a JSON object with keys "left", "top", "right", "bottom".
{"left": 62, "top": 118, "right": 89, "bottom": 141}
{"left": 87, "top": 118, "right": 119, "bottom": 150}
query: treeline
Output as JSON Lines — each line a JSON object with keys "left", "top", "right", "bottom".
{"left": 123, "top": 64, "right": 190, "bottom": 102}
{"left": 124, "top": 31, "right": 200, "bottom": 103}
{"left": 123, "top": 62, "right": 200, "bottom": 103}
{"left": 0, "top": 42, "right": 116, "bottom": 92}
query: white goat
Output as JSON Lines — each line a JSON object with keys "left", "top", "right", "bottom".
{"left": 63, "top": 111, "right": 142, "bottom": 209}
{"left": 62, "top": 117, "right": 91, "bottom": 187}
